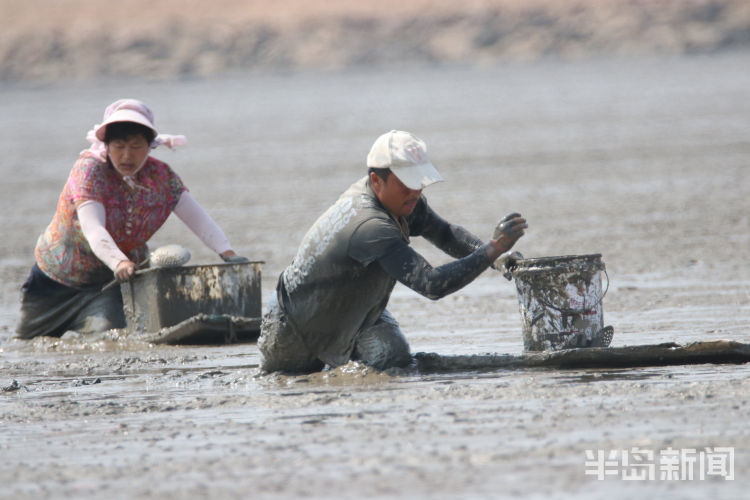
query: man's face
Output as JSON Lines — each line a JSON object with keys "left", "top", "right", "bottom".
{"left": 370, "top": 171, "right": 422, "bottom": 218}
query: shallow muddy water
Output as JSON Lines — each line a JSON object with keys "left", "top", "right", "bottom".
{"left": 1, "top": 53, "right": 750, "bottom": 498}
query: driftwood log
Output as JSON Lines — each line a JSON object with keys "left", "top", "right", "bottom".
{"left": 135, "top": 314, "right": 261, "bottom": 345}
{"left": 414, "top": 340, "right": 750, "bottom": 373}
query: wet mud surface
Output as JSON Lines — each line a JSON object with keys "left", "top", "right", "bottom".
{"left": 2, "top": 53, "right": 750, "bottom": 498}
{"left": 3, "top": 340, "right": 749, "bottom": 499}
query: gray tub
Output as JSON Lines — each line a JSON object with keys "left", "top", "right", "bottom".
{"left": 120, "top": 261, "right": 263, "bottom": 344}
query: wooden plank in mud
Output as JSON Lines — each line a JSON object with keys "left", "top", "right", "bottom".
{"left": 133, "top": 314, "right": 261, "bottom": 345}
{"left": 414, "top": 340, "right": 750, "bottom": 373}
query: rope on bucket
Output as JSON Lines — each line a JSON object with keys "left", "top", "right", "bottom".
{"left": 534, "top": 267, "right": 610, "bottom": 316}
{"left": 509, "top": 254, "right": 613, "bottom": 351}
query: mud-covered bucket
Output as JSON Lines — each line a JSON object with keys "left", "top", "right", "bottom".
{"left": 509, "top": 254, "right": 613, "bottom": 351}
{"left": 121, "top": 262, "right": 263, "bottom": 343}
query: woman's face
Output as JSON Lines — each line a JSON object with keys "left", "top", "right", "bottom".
{"left": 107, "top": 134, "right": 150, "bottom": 177}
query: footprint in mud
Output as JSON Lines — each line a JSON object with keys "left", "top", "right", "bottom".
{"left": 72, "top": 378, "right": 102, "bottom": 386}
{"left": 2, "top": 380, "right": 24, "bottom": 392}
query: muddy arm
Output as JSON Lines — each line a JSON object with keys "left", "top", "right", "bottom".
{"left": 377, "top": 240, "right": 492, "bottom": 300}
{"left": 407, "top": 199, "right": 484, "bottom": 259}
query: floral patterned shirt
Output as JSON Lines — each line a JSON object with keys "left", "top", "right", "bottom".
{"left": 35, "top": 152, "right": 186, "bottom": 287}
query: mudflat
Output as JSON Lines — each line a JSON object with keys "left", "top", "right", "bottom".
{"left": 1, "top": 44, "right": 749, "bottom": 500}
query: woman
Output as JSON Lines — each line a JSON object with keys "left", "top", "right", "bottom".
{"left": 16, "top": 98, "right": 248, "bottom": 339}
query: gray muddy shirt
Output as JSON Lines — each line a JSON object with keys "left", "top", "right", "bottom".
{"left": 277, "top": 176, "right": 493, "bottom": 366}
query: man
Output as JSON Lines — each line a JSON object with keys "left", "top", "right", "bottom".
{"left": 259, "top": 130, "right": 527, "bottom": 373}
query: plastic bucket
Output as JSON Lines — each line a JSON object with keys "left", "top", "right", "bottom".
{"left": 510, "top": 254, "right": 611, "bottom": 351}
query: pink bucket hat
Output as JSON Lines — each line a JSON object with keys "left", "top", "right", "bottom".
{"left": 85, "top": 99, "right": 186, "bottom": 162}
{"left": 93, "top": 99, "right": 158, "bottom": 141}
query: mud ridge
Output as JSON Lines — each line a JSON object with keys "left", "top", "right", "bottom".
{"left": 1, "top": 0, "right": 749, "bottom": 81}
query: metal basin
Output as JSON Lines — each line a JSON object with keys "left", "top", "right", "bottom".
{"left": 120, "top": 261, "right": 263, "bottom": 344}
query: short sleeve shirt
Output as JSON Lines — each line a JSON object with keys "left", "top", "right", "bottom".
{"left": 35, "top": 152, "right": 186, "bottom": 287}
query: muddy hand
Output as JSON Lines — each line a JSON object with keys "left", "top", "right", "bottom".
{"left": 493, "top": 250, "right": 524, "bottom": 280}
{"left": 222, "top": 255, "right": 249, "bottom": 264}
{"left": 115, "top": 260, "right": 136, "bottom": 282}
{"left": 220, "top": 250, "right": 249, "bottom": 264}
{"left": 492, "top": 212, "right": 525, "bottom": 239}
{"left": 492, "top": 213, "right": 527, "bottom": 241}
{"left": 489, "top": 213, "right": 527, "bottom": 257}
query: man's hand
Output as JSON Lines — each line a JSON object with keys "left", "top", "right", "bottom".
{"left": 487, "top": 212, "right": 527, "bottom": 260}
{"left": 494, "top": 250, "right": 524, "bottom": 280}
{"left": 115, "top": 260, "right": 136, "bottom": 282}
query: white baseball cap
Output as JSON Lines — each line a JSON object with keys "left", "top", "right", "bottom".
{"left": 366, "top": 130, "right": 444, "bottom": 190}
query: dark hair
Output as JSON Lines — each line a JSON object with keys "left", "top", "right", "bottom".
{"left": 104, "top": 121, "right": 156, "bottom": 145}
{"left": 368, "top": 167, "right": 392, "bottom": 181}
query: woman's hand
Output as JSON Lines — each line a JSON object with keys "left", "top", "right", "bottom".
{"left": 115, "top": 260, "right": 136, "bottom": 281}
{"left": 220, "top": 250, "right": 249, "bottom": 264}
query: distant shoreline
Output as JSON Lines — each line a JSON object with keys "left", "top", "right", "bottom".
{"left": 1, "top": 0, "right": 748, "bottom": 82}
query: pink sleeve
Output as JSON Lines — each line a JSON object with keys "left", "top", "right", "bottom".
{"left": 163, "top": 163, "right": 187, "bottom": 211}
{"left": 68, "top": 154, "right": 108, "bottom": 204}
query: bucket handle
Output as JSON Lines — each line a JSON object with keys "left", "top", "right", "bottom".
{"left": 535, "top": 267, "right": 610, "bottom": 315}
